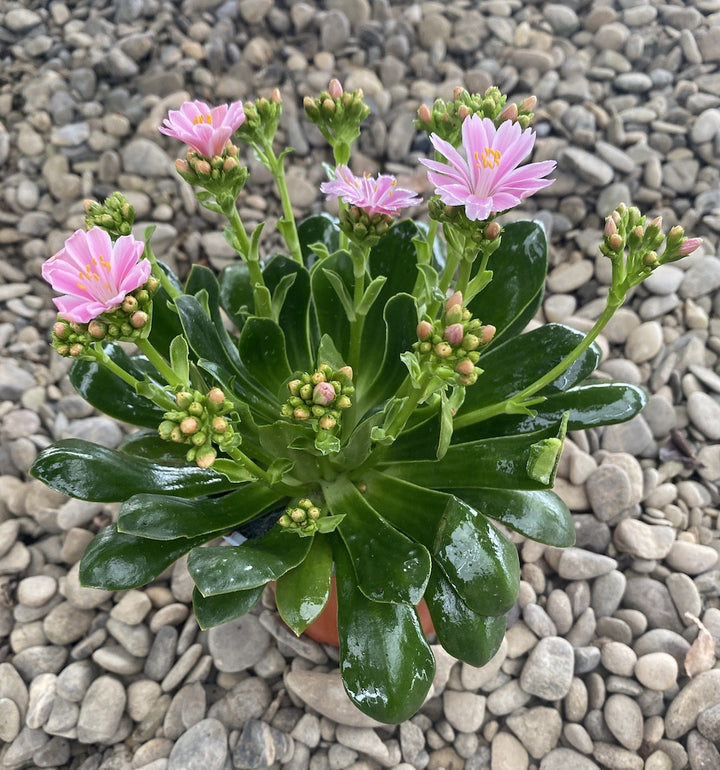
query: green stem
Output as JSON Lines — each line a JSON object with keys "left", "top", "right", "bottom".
{"left": 262, "top": 142, "right": 303, "bottom": 264}
{"left": 225, "top": 204, "right": 251, "bottom": 256}
{"left": 94, "top": 347, "right": 143, "bottom": 391}
{"left": 453, "top": 292, "right": 625, "bottom": 430}
{"left": 144, "top": 241, "right": 180, "bottom": 300}
{"left": 225, "top": 205, "right": 273, "bottom": 318}
{"left": 135, "top": 337, "right": 182, "bottom": 388}
{"left": 383, "top": 371, "right": 433, "bottom": 442}
{"left": 347, "top": 244, "right": 369, "bottom": 369}
{"left": 455, "top": 258, "right": 473, "bottom": 298}
{"left": 225, "top": 445, "right": 285, "bottom": 489}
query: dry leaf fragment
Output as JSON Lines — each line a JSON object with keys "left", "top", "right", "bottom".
{"left": 684, "top": 612, "right": 716, "bottom": 678}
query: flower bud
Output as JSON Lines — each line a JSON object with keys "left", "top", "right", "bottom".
{"left": 444, "top": 304, "right": 463, "bottom": 325}
{"left": 85, "top": 320, "right": 106, "bottom": 339}
{"left": 444, "top": 323, "right": 464, "bottom": 346}
{"left": 293, "top": 406, "right": 310, "bottom": 420}
{"left": 455, "top": 359, "right": 475, "bottom": 376}
{"left": 191, "top": 431, "right": 208, "bottom": 447}
{"left": 308, "top": 506, "right": 321, "bottom": 520}
{"left": 170, "top": 426, "right": 184, "bottom": 443}
{"left": 319, "top": 414, "right": 337, "bottom": 430}
{"left": 52, "top": 321, "right": 68, "bottom": 338}
{"left": 176, "top": 391, "right": 193, "bottom": 409}
{"left": 604, "top": 217, "right": 617, "bottom": 237}
{"left": 328, "top": 78, "right": 343, "bottom": 99}
{"left": 175, "top": 159, "right": 189, "bottom": 174}
{"left": 70, "top": 343, "right": 84, "bottom": 357}
{"left": 417, "top": 320, "right": 433, "bottom": 341}
{"left": 313, "top": 381, "right": 336, "bottom": 406}
{"left": 122, "top": 295, "right": 138, "bottom": 313}
{"left": 311, "top": 370, "right": 327, "bottom": 385}
{"left": 480, "top": 325, "right": 496, "bottom": 345}
{"left": 484, "top": 220, "right": 501, "bottom": 240}
{"left": 180, "top": 416, "right": 199, "bottom": 435}
{"left": 519, "top": 95, "right": 537, "bottom": 112}
{"left": 271, "top": 88, "right": 281, "bottom": 104}
{"left": 207, "top": 388, "right": 225, "bottom": 405}
{"left": 288, "top": 379, "right": 302, "bottom": 396}
{"left": 290, "top": 507, "right": 305, "bottom": 522}
{"left": 196, "top": 447, "right": 217, "bottom": 468}
{"left": 194, "top": 159, "right": 212, "bottom": 175}
{"left": 337, "top": 366, "right": 353, "bottom": 381}
{"left": 608, "top": 234, "right": 624, "bottom": 251}
{"left": 212, "top": 416, "right": 227, "bottom": 434}
{"left": 322, "top": 98, "right": 335, "bottom": 114}
{"left": 499, "top": 103, "right": 518, "bottom": 122}
{"left": 418, "top": 104, "right": 432, "bottom": 124}
{"left": 188, "top": 401, "right": 204, "bottom": 417}
{"left": 130, "top": 311, "right": 148, "bottom": 329}
{"left": 335, "top": 395, "right": 352, "bottom": 409}
{"left": 457, "top": 104, "right": 470, "bottom": 120}
{"left": 300, "top": 383, "right": 313, "bottom": 401}
{"left": 158, "top": 420, "right": 175, "bottom": 440}
{"left": 223, "top": 156, "right": 238, "bottom": 172}
{"left": 434, "top": 342, "right": 453, "bottom": 358}
{"left": 453, "top": 86, "right": 465, "bottom": 100}
{"left": 462, "top": 334, "right": 480, "bottom": 351}
{"left": 679, "top": 237, "right": 702, "bottom": 256}
{"left": 445, "top": 291, "right": 463, "bottom": 312}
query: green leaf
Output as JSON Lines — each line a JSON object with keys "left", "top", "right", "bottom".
{"left": 424, "top": 565, "right": 507, "bottom": 667}
{"left": 118, "top": 430, "right": 189, "bottom": 464}
{"left": 456, "top": 382, "right": 647, "bottom": 441}
{"left": 30, "top": 439, "right": 236, "bottom": 502}
{"left": 323, "top": 477, "right": 431, "bottom": 605}
{"left": 453, "top": 488, "right": 575, "bottom": 547}
{"left": 433, "top": 496, "right": 520, "bottom": 616}
{"left": 298, "top": 213, "right": 339, "bottom": 266}
{"left": 188, "top": 525, "right": 312, "bottom": 597}
{"left": 263, "top": 256, "right": 314, "bottom": 371}
{"left": 322, "top": 268, "right": 356, "bottom": 321}
{"left": 169, "top": 336, "right": 190, "bottom": 384}
{"left": 275, "top": 535, "right": 333, "bottom": 635}
{"left": 193, "top": 585, "right": 264, "bottom": 629}
{"left": 316, "top": 334, "right": 346, "bottom": 371}
{"left": 219, "top": 262, "right": 253, "bottom": 326}
{"left": 69, "top": 346, "right": 166, "bottom": 429}
{"left": 468, "top": 220, "right": 547, "bottom": 346}
{"left": 148, "top": 272, "right": 185, "bottom": 357}
{"left": 310, "top": 251, "right": 354, "bottom": 361}
{"left": 80, "top": 524, "right": 215, "bottom": 591}
{"left": 211, "top": 459, "right": 257, "bottom": 484}
{"left": 381, "top": 423, "right": 566, "bottom": 490}
{"left": 118, "top": 483, "right": 283, "bottom": 540}
{"left": 238, "top": 317, "right": 292, "bottom": 397}
{"left": 257, "top": 422, "right": 320, "bottom": 484}
{"left": 334, "top": 535, "right": 435, "bottom": 724}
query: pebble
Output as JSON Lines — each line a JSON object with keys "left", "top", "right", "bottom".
{"left": 613, "top": 518, "right": 675, "bottom": 559}
{"left": 76, "top": 675, "right": 126, "bottom": 744}
{"left": 167, "top": 718, "right": 227, "bottom": 770}
{"left": 665, "top": 540, "right": 719, "bottom": 575}
{"left": 634, "top": 653, "right": 678, "bottom": 691}
{"left": 520, "top": 637, "right": 575, "bottom": 700}
{"left": 687, "top": 391, "right": 720, "bottom": 440}
{"left": 506, "top": 706, "right": 562, "bottom": 759}
{"left": 665, "top": 669, "right": 720, "bottom": 739}
{"left": 207, "top": 615, "right": 270, "bottom": 672}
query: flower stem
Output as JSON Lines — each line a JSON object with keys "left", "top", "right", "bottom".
{"left": 144, "top": 240, "right": 180, "bottom": 300}
{"left": 225, "top": 445, "right": 293, "bottom": 492}
{"left": 347, "top": 244, "right": 370, "bottom": 369}
{"left": 135, "top": 337, "right": 183, "bottom": 388}
{"left": 453, "top": 292, "right": 625, "bottom": 430}
{"left": 383, "top": 371, "right": 433, "bottom": 442}
{"left": 259, "top": 141, "right": 303, "bottom": 264}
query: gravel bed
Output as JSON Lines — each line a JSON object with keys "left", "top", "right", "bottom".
{"left": 1, "top": 1, "right": 720, "bottom": 769}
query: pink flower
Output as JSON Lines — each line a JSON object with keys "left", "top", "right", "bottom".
{"left": 320, "top": 165, "right": 422, "bottom": 217}
{"left": 419, "top": 115, "right": 556, "bottom": 221}
{"left": 42, "top": 228, "right": 150, "bottom": 324}
{"left": 159, "top": 100, "right": 245, "bottom": 158}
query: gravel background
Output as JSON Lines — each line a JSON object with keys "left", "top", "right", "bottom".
{"left": 2, "top": 1, "right": 720, "bottom": 769}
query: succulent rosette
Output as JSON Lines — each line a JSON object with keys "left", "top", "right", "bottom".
{"left": 31, "top": 86, "right": 700, "bottom": 724}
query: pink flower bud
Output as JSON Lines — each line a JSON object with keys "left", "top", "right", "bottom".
{"left": 455, "top": 359, "right": 475, "bottom": 376}
{"left": 121, "top": 295, "right": 138, "bottom": 313}
{"left": 207, "top": 388, "right": 225, "bottom": 405}
{"left": 313, "top": 381, "right": 336, "bottom": 406}
{"left": 223, "top": 156, "right": 238, "bottom": 172}
{"left": 88, "top": 320, "right": 107, "bottom": 339}
{"left": 434, "top": 342, "right": 453, "bottom": 358}
{"left": 418, "top": 104, "right": 432, "bottom": 123}
{"left": 457, "top": 105, "right": 470, "bottom": 120}
{"left": 445, "top": 291, "right": 463, "bottom": 312}
{"left": 319, "top": 415, "right": 337, "bottom": 430}
{"left": 130, "top": 311, "right": 148, "bottom": 329}
{"left": 453, "top": 86, "right": 464, "bottom": 100}
{"left": 212, "top": 417, "right": 227, "bottom": 434}
{"left": 337, "top": 365, "right": 353, "bottom": 381}
{"left": 194, "top": 159, "right": 212, "bottom": 175}
{"left": 604, "top": 217, "right": 617, "bottom": 237}
{"left": 444, "top": 323, "right": 464, "bottom": 346}
{"left": 53, "top": 321, "right": 68, "bottom": 338}
{"left": 175, "top": 159, "right": 189, "bottom": 174}
{"left": 70, "top": 343, "right": 84, "bottom": 357}
{"left": 520, "top": 95, "right": 537, "bottom": 112}
{"left": 679, "top": 237, "right": 702, "bottom": 256}
{"left": 480, "top": 325, "right": 496, "bottom": 345}
{"left": 196, "top": 448, "right": 217, "bottom": 468}
{"left": 328, "top": 78, "right": 343, "bottom": 99}
{"left": 293, "top": 406, "right": 310, "bottom": 420}
{"left": 417, "top": 320, "right": 433, "bottom": 341}
{"left": 180, "top": 417, "right": 199, "bottom": 435}
{"left": 271, "top": 88, "right": 281, "bottom": 104}
{"left": 485, "top": 221, "right": 501, "bottom": 240}
{"left": 499, "top": 103, "right": 518, "bottom": 122}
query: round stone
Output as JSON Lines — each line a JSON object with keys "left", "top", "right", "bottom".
{"left": 604, "top": 693, "right": 644, "bottom": 751}
{"left": 16, "top": 576, "right": 58, "bottom": 608}
{"left": 520, "top": 637, "right": 575, "bottom": 700}
{"left": 635, "top": 653, "right": 678, "bottom": 691}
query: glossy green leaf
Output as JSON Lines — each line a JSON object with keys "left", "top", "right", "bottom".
{"left": 263, "top": 255, "right": 314, "bottom": 371}
{"left": 169, "top": 336, "right": 190, "bottom": 384}
{"left": 275, "top": 536, "right": 333, "bottom": 635}
{"left": 453, "top": 488, "right": 575, "bottom": 547}
{"left": 118, "top": 483, "right": 284, "bottom": 540}
{"left": 148, "top": 276, "right": 185, "bottom": 357}
{"left": 188, "top": 525, "right": 312, "bottom": 596}
{"left": 298, "top": 213, "right": 339, "bottom": 266}
{"left": 310, "top": 251, "right": 354, "bottom": 361}
{"left": 193, "top": 585, "right": 264, "bottom": 629}
{"left": 219, "top": 262, "right": 253, "bottom": 326}
{"left": 458, "top": 324, "right": 602, "bottom": 421}
{"left": 70, "top": 346, "right": 166, "bottom": 429}
{"left": 238, "top": 318, "right": 291, "bottom": 397}
{"left": 118, "top": 430, "right": 189, "bottom": 464}
{"left": 434, "top": 496, "right": 520, "bottom": 616}
{"left": 30, "top": 439, "right": 236, "bottom": 502}
{"left": 468, "top": 220, "right": 547, "bottom": 346}
{"left": 257, "top": 422, "right": 321, "bottom": 483}
{"left": 381, "top": 423, "right": 565, "bottom": 490}
{"left": 334, "top": 536, "right": 435, "bottom": 724}
{"left": 455, "top": 382, "right": 647, "bottom": 441}
{"left": 425, "top": 565, "right": 507, "bottom": 666}
{"left": 80, "top": 524, "right": 215, "bottom": 590}
{"left": 323, "top": 477, "right": 431, "bottom": 605}
{"left": 357, "top": 294, "right": 418, "bottom": 411}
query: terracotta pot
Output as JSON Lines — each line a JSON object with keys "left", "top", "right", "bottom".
{"left": 278, "top": 579, "right": 435, "bottom": 647}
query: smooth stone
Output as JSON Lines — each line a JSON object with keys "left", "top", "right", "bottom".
{"left": 167, "top": 718, "right": 227, "bottom": 770}
{"left": 207, "top": 615, "right": 270, "bottom": 672}
{"left": 687, "top": 391, "right": 720, "bottom": 440}
{"left": 557, "top": 548, "right": 617, "bottom": 579}
{"left": 679, "top": 256, "right": 720, "bottom": 299}
{"left": 665, "top": 669, "right": 720, "bottom": 739}
{"left": 2, "top": 726, "right": 50, "bottom": 766}
{"left": 666, "top": 572, "right": 702, "bottom": 620}
{"left": 687, "top": 731, "right": 720, "bottom": 769}
{"left": 665, "top": 540, "right": 719, "bottom": 575}
{"left": 285, "top": 670, "right": 383, "bottom": 728}
{"left": 506, "top": 706, "right": 562, "bottom": 759}
{"left": 76, "top": 675, "right": 127, "bottom": 744}
{"left": 0, "top": 696, "right": 21, "bottom": 742}
{"left": 443, "top": 690, "right": 485, "bottom": 733}
{"left": 697, "top": 702, "right": 720, "bottom": 742}
{"left": 586, "top": 465, "right": 631, "bottom": 520}
{"left": 613, "top": 518, "right": 675, "bottom": 559}
{"left": 634, "top": 653, "right": 678, "bottom": 691}
{"left": 26, "top": 672, "right": 57, "bottom": 729}
{"left": 592, "top": 742, "right": 643, "bottom": 770}
{"left": 213, "top": 677, "right": 271, "bottom": 729}
{"left": 634, "top": 629, "right": 691, "bottom": 666}
{"left": 43, "top": 602, "right": 95, "bottom": 645}
{"left": 600, "top": 415, "right": 653, "bottom": 455}
{"left": 591, "top": 570, "right": 626, "bottom": 618}
{"left": 233, "top": 719, "right": 294, "bottom": 769}
{"left": 520, "top": 637, "right": 574, "bottom": 700}
{"left": 604, "top": 693, "right": 643, "bottom": 751}
{"left": 63, "top": 562, "right": 113, "bottom": 609}
{"left": 12, "top": 646, "right": 68, "bottom": 679}
{"left": 623, "top": 578, "right": 684, "bottom": 633}
{"left": 56, "top": 660, "right": 95, "bottom": 702}
{"left": 540, "top": 748, "right": 600, "bottom": 769}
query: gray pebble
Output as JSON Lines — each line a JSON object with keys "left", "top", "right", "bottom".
{"left": 76, "top": 675, "right": 126, "bottom": 744}
{"left": 520, "top": 637, "right": 575, "bottom": 700}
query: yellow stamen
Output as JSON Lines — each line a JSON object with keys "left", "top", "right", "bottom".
{"left": 477, "top": 147, "right": 502, "bottom": 169}
{"left": 192, "top": 113, "right": 213, "bottom": 125}
{"left": 76, "top": 282, "right": 87, "bottom": 290}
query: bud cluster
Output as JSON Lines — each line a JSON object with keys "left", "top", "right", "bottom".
{"left": 278, "top": 497, "right": 323, "bottom": 536}
{"left": 51, "top": 276, "right": 159, "bottom": 358}
{"left": 415, "top": 86, "right": 536, "bottom": 147}
{"left": 303, "top": 80, "right": 370, "bottom": 164}
{"left": 427, "top": 197, "right": 503, "bottom": 246}
{"left": 235, "top": 88, "right": 283, "bottom": 148}
{"left": 176, "top": 143, "right": 249, "bottom": 206}
{"left": 158, "top": 387, "right": 238, "bottom": 469}
{"left": 338, "top": 205, "right": 393, "bottom": 247}
{"left": 600, "top": 203, "right": 702, "bottom": 290}
{"left": 414, "top": 292, "right": 495, "bottom": 386}
{"left": 84, "top": 192, "right": 136, "bottom": 238}
{"left": 281, "top": 364, "right": 354, "bottom": 435}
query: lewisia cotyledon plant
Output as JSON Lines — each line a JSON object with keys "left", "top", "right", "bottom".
{"left": 32, "top": 83, "right": 701, "bottom": 723}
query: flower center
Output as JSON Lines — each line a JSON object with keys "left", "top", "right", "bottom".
{"left": 76, "top": 255, "right": 112, "bottom": 292}
{"left": 192, "top": 113, "right": 213, "bottom": 125}
{"left": 475, "top": 147, "right": 502, "bottom": 170}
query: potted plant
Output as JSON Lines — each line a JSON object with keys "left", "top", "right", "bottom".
{"left": 30, "top": 82, "right": 700, "bottom": 723}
